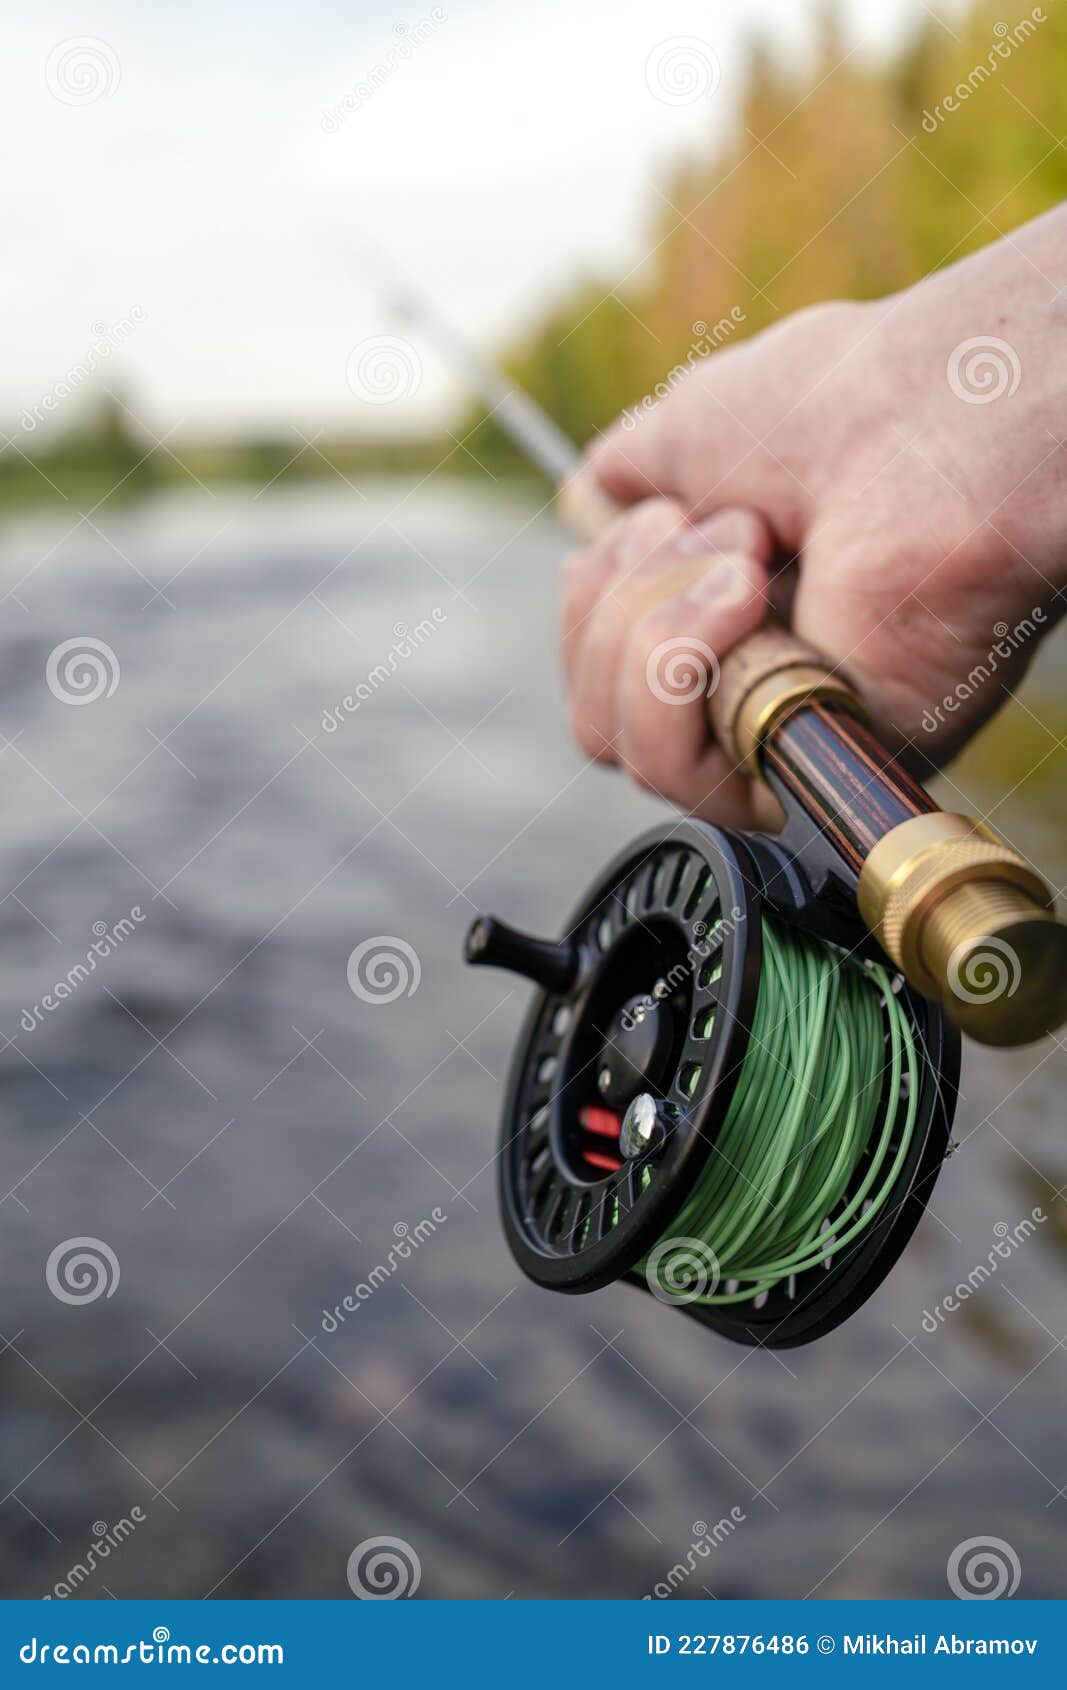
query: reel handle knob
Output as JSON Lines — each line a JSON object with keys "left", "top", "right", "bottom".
{"left": 465, "top": 914, "right": 579, "bottom": 994}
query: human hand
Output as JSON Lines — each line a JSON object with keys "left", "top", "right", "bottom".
{"left": 560, "top": 205, "right": 1067, "bottom": 822}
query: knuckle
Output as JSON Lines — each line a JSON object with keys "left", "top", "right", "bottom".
{"left": 560, "top": 547, "right": 594, "bottom": 596}
{"left": 607, "top": 495, "right": 686, "bottom": 559}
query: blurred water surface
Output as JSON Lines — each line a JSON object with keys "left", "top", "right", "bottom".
{"left": 0, "top": 478, "right": 1064, "bottom": 1599}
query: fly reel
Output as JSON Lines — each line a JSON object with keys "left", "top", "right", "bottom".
{"left": 464, "top": 615, "right": 1067, "bottom": 1348}
{"left": 465, "top": 818, "right": 959, "bottom": 1349}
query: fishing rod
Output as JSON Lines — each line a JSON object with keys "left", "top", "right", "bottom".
{"left": 368, "top": 257, "right": 1067, "bottom": 1348}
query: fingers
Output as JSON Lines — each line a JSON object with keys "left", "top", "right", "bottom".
{"left": 584, "top": 416, "right": 682, "bottom": 508}
{"left": 560, "top": 495, "right": 775, "bottom": 819}
{"left": 617, "top": 549, "right": 769, "bottom": 798}
{"left": 583, "top": 399, "right": 808, "bottom": 554}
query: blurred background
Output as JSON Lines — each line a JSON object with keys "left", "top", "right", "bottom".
{"left": 1, "top": 0, "right": 1065, "bottom": 1600}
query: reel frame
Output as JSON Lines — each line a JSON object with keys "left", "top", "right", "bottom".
{"left": 477, "top": 810, "right": 960, "bottom": 1350}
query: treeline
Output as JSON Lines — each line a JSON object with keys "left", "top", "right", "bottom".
{"left": 0, "top": 392, "right": 450, "bottom": 510}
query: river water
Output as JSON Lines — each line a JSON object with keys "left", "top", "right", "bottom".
{"left": 0, "top": 477, "right": 1064, "bottom": 1599}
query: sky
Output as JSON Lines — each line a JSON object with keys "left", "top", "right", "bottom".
{"left": 4, "top": 0, "right": 969, "bottom": 441}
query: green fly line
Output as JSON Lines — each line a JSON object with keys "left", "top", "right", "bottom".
{"left": 639, "top": 914, "right": 920, "bottom": 1305}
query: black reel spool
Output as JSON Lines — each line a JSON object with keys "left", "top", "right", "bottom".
{"left": 465, "top": 818, "right": 959, "bottom": 1349}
